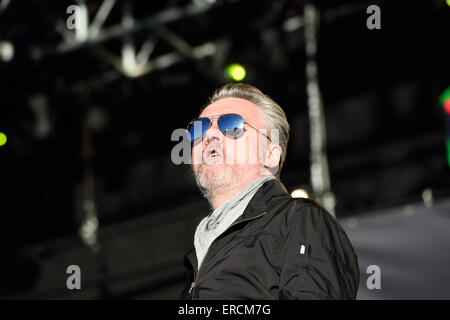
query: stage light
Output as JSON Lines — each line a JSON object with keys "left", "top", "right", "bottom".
{"left": 439, "top": 87, "right": 450, "bottom": 167}
{"left": 444, "top": 100, "right": 450, "bottom": 115}
{"left": 439, "top": 87, "right": 450, "bottom": 115}
{"left": 0, "top": 41, "right": 14, "bottom": 62}
{"left": 440, "top": 86, "right": 450, "bottom": 114}
{"left": 291, "top": 188, "right": 309, "bottom": 199}
{"left": 224, "top": 63, "right": 246, "bottom": 82}
{"left": 0, "top": 132, "right": 7, "bottom": 147}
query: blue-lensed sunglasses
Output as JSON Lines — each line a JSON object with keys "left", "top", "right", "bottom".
{"left": 186, "top": 113, "right": 271, "bottom": 142}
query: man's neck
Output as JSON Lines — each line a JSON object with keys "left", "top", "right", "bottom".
{"left": 208, "top": 175, "right": 270, "bottom": 210}
{"left": 208, "top": 183, "right": 245, "bottom": 210}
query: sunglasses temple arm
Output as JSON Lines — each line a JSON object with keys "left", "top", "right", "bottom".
{"left": 245, "top": 122, "right": 272, "bottom": 142}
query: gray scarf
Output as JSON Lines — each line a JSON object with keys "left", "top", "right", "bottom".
{"left": 194, "top": 175, "right": 275, "bottom": 270}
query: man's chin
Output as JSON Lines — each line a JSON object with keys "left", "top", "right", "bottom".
{"left": 195, "top": 163, "right": 228, "bottom": 176}
{"left": 195, "top": 165, "right": 233, "bottom": 193}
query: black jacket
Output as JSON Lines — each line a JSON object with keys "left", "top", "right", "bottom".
{"left": 180, "top": 179, "right": 359, "bottom": 300}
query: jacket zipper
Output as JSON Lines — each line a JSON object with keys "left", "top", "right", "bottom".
{"left": 189, "top": 211, "right": 267, "bottom": 298}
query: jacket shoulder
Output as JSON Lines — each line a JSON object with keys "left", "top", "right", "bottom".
{"left": 285, "top": 197, "right": 345, "bottom": 235}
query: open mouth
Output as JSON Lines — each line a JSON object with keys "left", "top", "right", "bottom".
{"left": 209, "top": 150, "right": 219, "bottom": 157}
{"left": 204, "top": 147, "right": 223, "bottom": 161}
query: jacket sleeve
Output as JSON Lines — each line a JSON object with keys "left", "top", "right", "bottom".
{"left": 279, "top": 203, "right": 359, "bottom": 300}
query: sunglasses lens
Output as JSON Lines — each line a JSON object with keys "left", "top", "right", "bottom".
{"left": 187, "top": 118, "right": 211, "bottom": 141}
{"left": 218, "top": 113, "right": 244, "bottom": 137}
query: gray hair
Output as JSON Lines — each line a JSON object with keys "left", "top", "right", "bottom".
{"left": 204, "top": 83, "right": 290, "bottom": 179}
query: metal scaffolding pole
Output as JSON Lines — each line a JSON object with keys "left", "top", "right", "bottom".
{"left": 304, "top": 1, "right": 336, "bottom": 216}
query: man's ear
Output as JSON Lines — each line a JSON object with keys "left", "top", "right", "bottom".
{"left": 264, "top": 143, "right": 282, "bottom": 171}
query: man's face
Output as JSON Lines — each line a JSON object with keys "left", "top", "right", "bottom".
{"left": 191, "top": 97, "right": 268, "bottom": 195}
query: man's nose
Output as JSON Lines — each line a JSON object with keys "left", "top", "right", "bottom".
{"left": 203, "top": 121, "right": 222, "bottom": 145}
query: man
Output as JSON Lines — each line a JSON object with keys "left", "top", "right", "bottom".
{"left": 180, "top": 83, "right": 359, "bottom": 300}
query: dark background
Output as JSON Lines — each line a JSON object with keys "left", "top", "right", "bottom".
{"left": 0, "top": 0, "right": 449, "bottom": 299}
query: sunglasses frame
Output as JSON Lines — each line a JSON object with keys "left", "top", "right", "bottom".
{"left": 187, "top": 113, "right": 271, "bottom": 142}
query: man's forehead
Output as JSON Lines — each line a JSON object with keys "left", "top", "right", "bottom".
{"left": 200, "top": 97, "right": 262, "bottom": 120}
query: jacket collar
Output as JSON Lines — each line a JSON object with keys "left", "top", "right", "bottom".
{"left": 233, "top": 178, "right": 290, "bottom": 223}
{"left": 184, "top": 178, "right": 290, "bottom": 273}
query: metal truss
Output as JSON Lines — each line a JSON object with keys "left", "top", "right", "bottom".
{"left": 32, "top": 0, "right": 220, "bottom": 79}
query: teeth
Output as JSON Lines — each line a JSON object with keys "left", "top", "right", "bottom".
{"left": 209, "top": 150, "right": 218, "bottom": 157}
